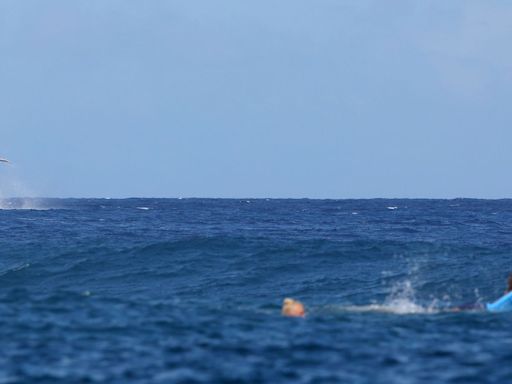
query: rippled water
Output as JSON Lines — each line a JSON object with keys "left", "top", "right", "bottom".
{"left": 1, "top": 198, "right": 512, "bottom": 383}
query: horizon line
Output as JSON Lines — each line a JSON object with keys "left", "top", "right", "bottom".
{"left": 1, "top": 196, "right": 512, "bottom": 201}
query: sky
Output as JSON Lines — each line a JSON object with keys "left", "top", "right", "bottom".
{"left": 1, "top": 0, "right": 511, "bottom": 198}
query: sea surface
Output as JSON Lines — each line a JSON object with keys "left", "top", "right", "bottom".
{"left": 1, "top": 198, "right": 512, "bottom": 383}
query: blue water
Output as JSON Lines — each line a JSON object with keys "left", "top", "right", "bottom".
{"left": 1, "top": 198, "right": 512, "bottom": 383}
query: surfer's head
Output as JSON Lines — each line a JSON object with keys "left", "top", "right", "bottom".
{"left": 507, "top": 273, "right": 512, "bottom": 293}
{"left": 282, "top": 298, "right": 306, "bottom": 317}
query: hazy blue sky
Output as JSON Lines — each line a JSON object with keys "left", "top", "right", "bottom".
{"left": 1, "top": 1, "right": 511, "bottom": 198}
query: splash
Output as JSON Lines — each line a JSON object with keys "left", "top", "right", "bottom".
{"left": 380, "top": 280, "right": 438, "bottom": 314}
{"left": 0, "top": 198, "right": 48, "bottom": 210}
{"left": 0, "top": 166, "right": 47, "bottom": 210}
{"left": 342, "top": 281, "right": 439, "bottom": 315}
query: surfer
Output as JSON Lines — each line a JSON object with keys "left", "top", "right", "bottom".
{"left": 485, "top": 273, "right": 512, "bottom": 313}
{"left": 282, "top": 298, "right": 306, "bottom": 317}
{"left": 451, "top": 273, "right": 512, "bottom": 312}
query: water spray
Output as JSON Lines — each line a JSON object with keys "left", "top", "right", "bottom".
{"left": 0, "top": 158, "right": 45, "bottom": 210}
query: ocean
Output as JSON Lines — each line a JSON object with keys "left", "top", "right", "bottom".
{"left": 0, "top": 198, "right": 511, "bottom": 383}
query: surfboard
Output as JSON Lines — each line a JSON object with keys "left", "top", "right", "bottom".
{"left": 486, "top": 291, "right": 512, "bottom": 313}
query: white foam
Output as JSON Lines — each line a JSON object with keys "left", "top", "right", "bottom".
{"left": 339, "top": 281, "right": 439, "bottom": 315}
{"left": 342, "top": 302, "right": 435, "bottom": 315}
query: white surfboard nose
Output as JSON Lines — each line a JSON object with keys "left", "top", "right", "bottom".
{"left": 0, "top": 158, "right": 10, "bottom": 163}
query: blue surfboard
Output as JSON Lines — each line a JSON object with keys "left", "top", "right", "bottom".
{"left": 486, "top": 291, "right": 512, "bottom": 313}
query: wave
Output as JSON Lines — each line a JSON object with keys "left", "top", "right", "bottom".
{"left": 0, "top": 262, "right": 31, "bottom": 277}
